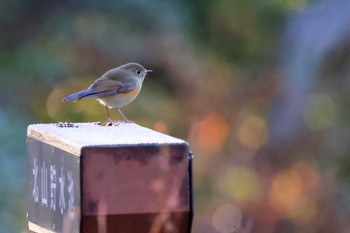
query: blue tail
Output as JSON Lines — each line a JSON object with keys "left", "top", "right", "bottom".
{"left": 63, "top": 87, "right": 92, "bottom": 102}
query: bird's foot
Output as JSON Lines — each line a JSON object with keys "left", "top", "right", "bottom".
{"left": 124, "top": 120, "right": 134, "bottom": 124}
{"left": 105, "top": 119, "right": 134, "bottom": 126}
{"left": 105, "top": 119, "right": 122, "bottom": 126}
{"left": 105, "top": 119, "right": 113, "bottom": 126}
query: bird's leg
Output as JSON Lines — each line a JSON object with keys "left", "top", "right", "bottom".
{"left": 105, "top": 106, "right": 114, "bottom": 126}
{"left": 116, "top": 108, "right": 133, "bottom": 123}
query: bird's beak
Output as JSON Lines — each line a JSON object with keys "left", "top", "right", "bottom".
{"left": 145, "top": 69, "right": 153, "bottom": 73}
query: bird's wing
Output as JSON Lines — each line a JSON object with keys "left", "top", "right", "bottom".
{"left": 77, "top": 76, "right": 137, "bottom": 99}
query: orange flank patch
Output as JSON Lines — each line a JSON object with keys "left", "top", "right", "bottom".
{"left": 123, "top": 86, "right": 140, "bottom": 99}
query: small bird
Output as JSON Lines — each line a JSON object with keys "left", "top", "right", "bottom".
{"left": 63, "top": 62, "right": 152, "bottom": 125}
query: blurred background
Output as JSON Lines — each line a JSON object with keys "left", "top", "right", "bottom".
{"left": 1, "top": 0, "right": 350, "bottom": 232}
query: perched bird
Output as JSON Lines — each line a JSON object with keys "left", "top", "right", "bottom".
{"left": 63, "top": 62, "right": 152, "bottom": 124}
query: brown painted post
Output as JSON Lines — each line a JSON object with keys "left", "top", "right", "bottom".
{"left": 26, "top": 122, "right": 193, "bottom": 233}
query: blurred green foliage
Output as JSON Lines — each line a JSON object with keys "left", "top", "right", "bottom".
{"left": 2, "top": 0, "right": 350, "bottom": 232}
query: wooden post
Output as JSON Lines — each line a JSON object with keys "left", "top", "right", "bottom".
{"left": 26, "top": 122, "right": 193, "bottom": 233}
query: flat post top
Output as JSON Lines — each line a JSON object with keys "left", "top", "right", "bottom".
{"left": 27, "top": 122, "right": 187, "bottom": 155}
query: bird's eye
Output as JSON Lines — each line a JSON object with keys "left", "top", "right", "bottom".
{"left": 136, "top": 70, "right": 141, "bottom": 74}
